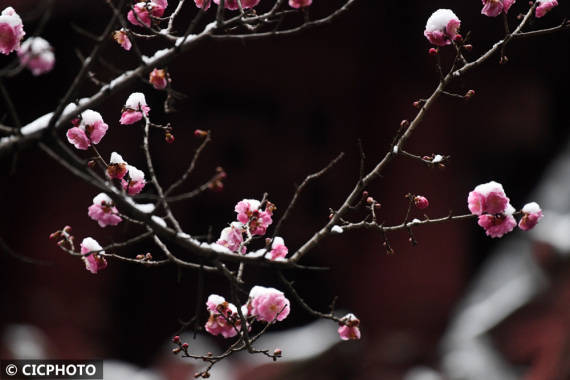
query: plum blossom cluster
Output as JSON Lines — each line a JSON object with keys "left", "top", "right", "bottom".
{"left": 205, "top": 286, "right": 290, "bottom": 338}
{"left": 215, "top": 199, "right": 288, "bottom": 260}
{"left": 17, "top": 37, "right": 55, "bottom": 76}
{"left": 468, "top": 181, "right": 543, "bottom": 238}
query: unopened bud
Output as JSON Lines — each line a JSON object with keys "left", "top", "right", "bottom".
{"left": 274, "top": 348, "right": 282, "bottom": 356}
{"left": 165, "top": 132, "right": 175, "bottom": 144}
{"left": 136, "top": 254, "right": 145, "bottom": 260}
{"left": 374, "top": 203, "right": 382, "bottom": 209}
{"left": 194, "top": 129, "right": 208, "bottom": 138}
{"left": 63, "top": 226, "right": 72, "bottom": 234}
{"left": 453, "top": 34, "right": 463, "bottom": 42}
{"left": 366, "top": 197, "right": 374, "bottom": 204}
{"left": 500, "top": 55, "right": 509, "bottom": 64}
{"left": 400, "top": 119, "right": 410, "bottom": 128}
{"left": 172, "top": 347, "right": 182, "bottom": 354}
{"left": 49, "top": 231, "right": 61, "bottom": 240}
{"left": 464, "top": 44, "right": 473, "bottom": 51}
{"left": 182, "top": 342, "right": 189, "bottom": 349}
{"left": 362, "top": 190, "right": 368, "bottom": 198}
{"left": 87, "top": 160, "right": 96, "bottom": 168}
{"left": 414, "top": 195, "right": 429, "bottom": 209}
{"left": 464, "top": 89, "right": 475, "bottom": 99}
{"left": 428, "top": 47, "right": 437, "bottom": 56}
{"left": 145, "top": 253, "right": 153, "bottom": 260}
{"left": 172, "top": 335, "right": 180, "bottom": 343}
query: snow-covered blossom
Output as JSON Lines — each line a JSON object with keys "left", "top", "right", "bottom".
{"left": 106, "top": 152, "right": 129, "bottom": 179}
{"left": 481, "top": 0, "right": 516, "bottom": 17}
{"left": 204, "top": 294, "right": 241, "bottom": 338}
{"left": 289, "top": 0, "right": 312, "bottom": 8}
{"left": 120, "top": 92, "right": 150, "bottom": 125}
{"left": 338, "top": 313, "right": 361, "bottom": 341}
{"left": 66, "top": 110, "right": 109, "bottom": 150}
{"left": 121, "top": 164, "right": 146, "bottom": 195}
{"left": 127, "top": 0, "right": 168, "bottom": 27}
{"left": 212, "top": 0, "right": 260, "bottom": 10}
{"left": 424, "top": 9, "right": 461, "bottom": 47}
{"left": 216, "top": 222, "right": 245, "bottom": 254}
{"left": 80, "top": 237, "right": 108, "bottom": 274}
{"left": 467, "top": 181, "right": 509, "bottom": 215}
{"left": 149, "top": 68, "right": 169, "bottom": 90}
{"left": 414, "top": 195, "right": 429, "bottom": 209}
{"left": 536, "top": 0, "right": 558, "bottom": 18}
{"left": 88, "top": 193, "right": 122, "bottom": 228}
{"left": 518, "top": 202, "right": 543, "bottom": 231}
{"left": 267, "top": 236, "right": 288, "bottom": 260}
{"left": 0, "top": 7, "right": 25, "bottom": 55}
{"left": 477, "top": 203, "right": 517, "bottom": 238}
{"left": 247, "top": 286, "right": 290, "bottom": 323}
{"left": 113, "top": 29, "right": 132, "bottom": 51}
{"left": 235, "top": 199, "right": 274, "bottom": 236}
{"left": 17, "top": 37, "right": 55, "bottom": 76}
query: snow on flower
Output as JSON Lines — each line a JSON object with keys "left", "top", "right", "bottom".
{"left": 149, "top": 68, "right": 169, "bottom": 90}
{"left": 204, "top": 294, "right": 241, "bottom": 338}
{"left": 535, "top": 0, "right": 558, "bottom": 18}
{"left": 338, "top": 313, "right": 361, "bottom": 341}
{"left": 88, "top": 193, "right": 122, "bottom": 228}
{"left": 106, "top": 152, "right": 129, "bottom": 179}
{"left": 113, "top": 29, "right": 132, "bottom": 51}
{"left": 234, "top": 199, "right": 274, "bottom": 236}
{"left": 80, "top": 237, "right": 108, "bottom": 274}
{"left": 120, "top": 92, "right": 150, "bottom": 125}
{"left": 477, "top": 203, "right": 517, "bottom": 238}
{"left": 289, "top": 0, "right": 312, "bottom": 8}
{"left": 467, "top": 180, "right": 509, "bottom": 215}
{"left": 518, "top": 202, "right": 543, "bottom": 231}
{"left": 424, "top": 9, "right": 461, "bottom": 47}
{"left": 66, "top": 110, "right": 109, "bottom": 150}
{"left": 481, "top": 0, "right": 516, "bottom": 17}
{"left": 17, "top": 37, "right": 55, "bottom": 76}
{"left": 121, "top": 164, "right": 146, "bottom": 195}
{"left": 247, "top": 286, "right": 290, "bottom": 323}
{"left": 0, "top": 7, "right": 25, "bottom": 55}
{"left": 212, "top": 0, "right": 260, "bottom": 10}
{"left": 267, "top": 236, "right": 288, "bottom": 260}
{"left": 216, "top": 222, "right": 245, "bottom": 254}
{"left": 127, "top": 0, "right": 168, "bottom": 27}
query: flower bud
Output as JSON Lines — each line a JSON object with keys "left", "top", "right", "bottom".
{"left": 428, "top": 48, "right": 437, "bottom": 56}
{"left": 453, "top": 34, "right": 463, "bottom": 42}
{"left": 172, "top": 335, "right": 180, "bottom": 343}
{"left": 366, "top": 197, "right": 374, "bottom": 204}
{"left": 414, "top": 195, "right": 429, "bottom": 209}
{"left": 465, "top": 89, "right": 475, "bottom": 99}
{"left": 165, "top": 132, "right": 175, "bottom": 144}
{"left": 464, "top": 44, "right": 473, "bottom": 51}
{"left": 400, "top": 119, "right": 410, "bottom": 128}
{"left": 194, "top": 129, "right": 208, "bottom": 138}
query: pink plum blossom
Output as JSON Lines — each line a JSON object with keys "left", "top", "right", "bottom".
{"left": 121, "top": 164, "right": 146, "bottom": 195}
{"left": 194, "top": 0, "right": 212, "bottom": 10}
{"left": 518, "top": 202, "right": 543, "bottom": 231}
{"left": 106, "top": 152, "right": 129, "bottom": 180}
{"left": 248, "top": 286, "right": 290, "bottom": 323}
{"left": 127, "top": 0, "right": 168, "bottom": 27}
{"left": 481, "top": 0, "right": 516, "bottom": 17}
{"left": 535, "top": 0, "right": 558, "bottom": 18}
{"left": 424, "top": 9, "right": 461, "bottom": 47}
{"left": 467, "top": 181, "right": 509, "bottom": 215}
{"left": 477, "top": 203, "right": 517, "bottom": 238}
{"left": 120, "top": 92, "right": 150, "bottom": 125}
{"left": 0, "top": 7, "right": 25, "bottom": 55}
{"left": 80, "top": 237, "right": 108, "bottom": 274}
{"left": 66, "top": 110, "right": 109, "bottom": 150}
{"left": 204, "top": 294, "right": 241, "bottom": 338}
{"left": 234, "top": 199, "right": 274, "bottom": 236}
{"left": 289, "top": 0, "right": 312, "bottom": 8}
{"left": 88, "top": 193, "right": 122, "bottom": 228}
{"left": 17, "top": 37, "right": 55, "bottom": 76}
{"left": 267, "top": 236, "right": 288, "bottom": 260}
{"left": 113, "top": 29, "right": 132, "bottom": 51}
{"left": 337, "top": 313, "right": 361, "bottom": 341}
{"left": 216, "top": 222, "right": 245, "bottom": 254}
{"left": 213, "top": 0, "right": 260, "bottom": 10}
{"left": 149, "top": 68, "right": 169, "bottom": 90}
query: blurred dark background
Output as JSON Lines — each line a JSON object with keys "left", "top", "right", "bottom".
{"left": 0, "top": 0, "right": 569, "bottom": 379}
